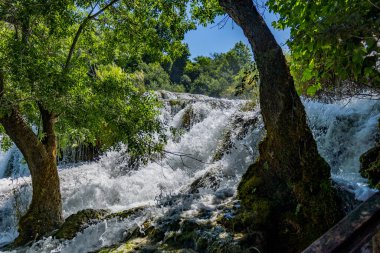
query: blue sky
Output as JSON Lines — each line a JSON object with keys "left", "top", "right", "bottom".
{"left": 184, "top": 11, "right": 290, "bottom": 59}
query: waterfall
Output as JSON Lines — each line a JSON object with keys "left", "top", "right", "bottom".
{"left": 0, "top": 146, "right": 28, "bottom": 179}
{"left": 305, "top": 96, "right": 379, "bottom": 200}
{"left": 0, "top": 91, "right": 378, "bottom": 252}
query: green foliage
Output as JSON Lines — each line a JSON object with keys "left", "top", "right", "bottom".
{"left": 0, "top": 132, "right": 13, "bottom": 152}
{"left": 189, "top": 0, "right": 224, "bottom": 26}
{"left": 133, "top": 62, "right": 185, "bottom": 93}
{"left": 268, "top": 0, "right": 380, "bottom": 91}
{"left": 183, "top": 42, "right": 259, "bottom": 99}
{"left": 0, "top": 0, "right": 221, "bottom": 156}
{"left": 127, "top": 41, "right": 258, "bottom": 100}
{"left": 234, "top": 64, "right": 260, "bottom": 100}
{"left": 165, "top": 46, "right": 191, "bottom": 84}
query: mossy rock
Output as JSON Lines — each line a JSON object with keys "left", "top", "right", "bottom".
{"left": 186, "top": 167, "right": 222, "bottom": 194}
{"left": 212, "top": 130, "right": 233, "bottom": 162}
{"left": 237, "top": 131, "right": 343, "bottom": 252}
{"left": 168, "top": 99, "right": 186, "bottom": 108}
{"left": 161, "top": 219, "right": 210, "bottom": 251}
{"left": 360, "top": 146, "right": 380, "bottom": 189}
{"left": 96, "top": 199, "right": 263, "bottom": 253}
{"left": 212, "top": 114, "right": 258, "bottom": 162}
{"left": 103, "top": 238, "right": 154, "bottom": 253}
{"left": 240, "top": 101, "right": 256, "bottom": 112}
{"left": 181, "top": 106, "right": 194, "bottom": 130}
{"left": 104, "top": 206, "right": 146, "bottom": 220}
{"left": 332, "top": 181, "right": 361, "bottom": 214}
{"left": 54, "top": 209, "right": 109, "bottom": 240}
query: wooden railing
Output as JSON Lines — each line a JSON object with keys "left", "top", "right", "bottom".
{"left": 303, "top": 192, "right": 380, "bottom": 253}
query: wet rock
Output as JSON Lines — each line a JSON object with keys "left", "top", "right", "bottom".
{"left": 104, "top": 206, "right": 146, "bottom": 221}
{"left": 96, "top": 237, "right": 154, "bottom": 253}
{"left": 95, "top": 198, "right": 263, "bottom": 253}
{"left": 240, "top": 100, "right": 257, "bottom": 112}
{"left": 166, "top": 99, "right": 187, "bottom": 118}
{"left": 168, "top": 99, "right": 186, "bottom": 109}
{"left": 54, "top": 209, "right": 109, "bottom": 240}
{"left": 212, "top": 113, "right": 258, "bottom": 162}
{"left": 360, "top": 146, "right": 380, "bottom": 189}
{"left": 185, "top": 167, "right": 223, "bottom": 194}
{"left": 181, "top": 106, "right": 194, "bottom": 131}
{"left": 332, "top": 181, "right": 361, "bottom": 214}
{"left": 212, "top": 131, "right": 233, "bottom": 162}
{"left": 214, "top": 188, "right": 234, "bottom": 200}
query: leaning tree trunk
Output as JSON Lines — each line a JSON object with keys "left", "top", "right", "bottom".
{"left": 0, "top": 106, "right": 63, "bottom": 245}
{"left": 218, "top": 0, "right": 343, "bottom": 252}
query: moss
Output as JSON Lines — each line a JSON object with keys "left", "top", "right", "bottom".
{"left": 163, "top": 220, "right": 199, "bottom": 249}
{"left": 104, "top": 206, "right": 145, "bottom": 220}
{"left": 168, "top": 99, "right": 183, "bottom": 107}
{"left": 181, "top": 106, "right": 193, "bottom": 130}
{"left": 360, "top": 146, "right": 380, "bottom": 188}
{"left": 212, "top": 130, "right": 233, "bottom": 162}
{"left": 97, "top": 247, "right": 114, "bottom": 253}
{"left": 54, "top": 209, "right": 109, "bottom": 240}
{"left": 212, "top": 114, "right": 258, "bottom": 162}
{"left": 108, "top": 238, "right": 152, "bottom": 252}
{"left": 94, "top": 199, "right": 265, "bottom": 253}
{"left": 237, "top": 124, "right": 343, "bottom": 252}
{"left": 240, "top": 101, "right": 256, "bottom": 112}
{"left": 187, "top": 168, "right": 222, "bottom": 194}
{"left": 251, "top": 200, "right": 271, "bottom": 223}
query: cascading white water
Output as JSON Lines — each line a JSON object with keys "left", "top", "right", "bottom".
{"left": 0, "top": 91, "right": 378, "bottom": 252}
{"left": 0, "top": 146, "right": 28, "bottom": 179}
{"left": 305, "top": 96, "right": 380, "bottom": 200}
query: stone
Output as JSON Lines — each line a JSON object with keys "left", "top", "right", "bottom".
{"left": 360, "top": 146, "right": 380, "bottom": 189}
{"left": 54, "top": 209, "right": 109, "bottom": 240}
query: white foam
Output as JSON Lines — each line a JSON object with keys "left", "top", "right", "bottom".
{"left": 0, "top": 93, "right": 378, "bottom": 252}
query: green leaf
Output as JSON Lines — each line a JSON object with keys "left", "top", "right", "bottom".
{"left": 306, "top": 83, "right": 321, "bottom": 96}
{"left": 302, "top": 68, "right": 314, "bottom": 81}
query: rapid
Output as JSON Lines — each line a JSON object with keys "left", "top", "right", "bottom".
{"left": 0, "top": 91, "right": 378, "bottom": 252}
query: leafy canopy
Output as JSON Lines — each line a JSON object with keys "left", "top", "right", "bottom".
{"left": 0, "top": 0, "right": 222, "bottom": 154}
{"left": 183, "top": 42, "right": 258, "bottom": 98}
{"left": 268, "top": 0, "right": 380, "bottom": 94}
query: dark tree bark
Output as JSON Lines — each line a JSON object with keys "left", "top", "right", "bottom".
{"left": 218, "top": 0, "right": 343, "bottom": 252}
{"left": 0, "top": 106, "right": 63, "bottom": 245}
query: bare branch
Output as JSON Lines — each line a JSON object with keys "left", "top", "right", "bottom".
{"left": 367, "top": 0, "right": 380, "bottom": 10}
{"left": 163, "top": 149, "right": 213, "bottom": 165}
{"left": 88, "top": 0, "right": 120, "bottom": 20}
{"left": 64, "top": 0, "right": 121, "bottom": 70}
{"left": 210, "top": 15, "right": 230, "bottom": 29}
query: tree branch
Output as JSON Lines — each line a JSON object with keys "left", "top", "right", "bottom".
{"left": 367, "top": 0, "right": 380, "bottom": 10}
{"left": 163, "top": 149, "right": 213, "bottom": 165}
{"left": 0, "top": 16, "right": 19, "bottom": 26}
{"left": 64, "top": 0, "right": 121, "bottom": 70}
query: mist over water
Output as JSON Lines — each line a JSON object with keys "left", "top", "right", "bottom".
{"left": 0, "top": 92, "right": 378, "bottom": 252}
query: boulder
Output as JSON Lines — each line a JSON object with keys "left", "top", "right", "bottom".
{"left": 360, "top": 146, "right": 380, "bottom": 189}
{"left": 54, "top": 209, "right": 109, "bottom": 240}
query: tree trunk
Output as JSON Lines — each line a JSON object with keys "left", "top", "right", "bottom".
{"left": 218, "top": 0, "right": 343, "bottom": 252}
{"left": 0, "top": 106, "right": 63, "bottom": 245}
